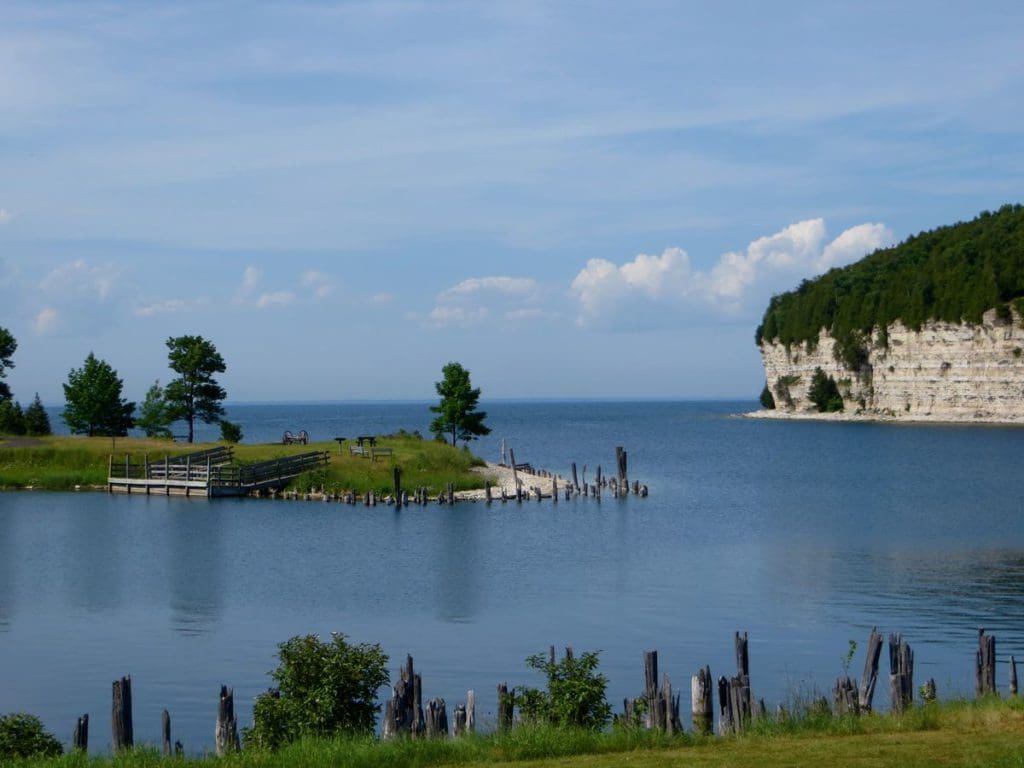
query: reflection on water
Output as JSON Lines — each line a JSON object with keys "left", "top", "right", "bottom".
{"left": 3, "top": 401, "right": 1024, "bottom": 751}
{"left": 169, "top": 506, "right": 223, "bottom": 634}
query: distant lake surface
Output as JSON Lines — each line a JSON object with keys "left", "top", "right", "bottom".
{"left": 4, "top": 401, "right": 1024, "bottom": 752}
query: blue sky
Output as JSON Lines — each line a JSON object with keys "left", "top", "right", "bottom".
{"left": 1, "top": 1, "right": 1021, "bottom": 403}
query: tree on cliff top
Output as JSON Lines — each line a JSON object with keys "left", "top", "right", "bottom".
{"left": 429, "top": 361, "right": 490, "bottom": 446}
{"left": 164, "top": 335, "right": 227, "bottom": 443}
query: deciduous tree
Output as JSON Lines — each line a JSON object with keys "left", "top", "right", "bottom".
{"left": 429, "top": 361, "right": 490, "bottom": 446}
{"left": 62, "top": 353, "right": 135, "bottom": 436}
{"left": 164, "top": 335, "right": 227, "bottom": 443}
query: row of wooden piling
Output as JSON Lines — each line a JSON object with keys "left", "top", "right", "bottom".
{"left": 257, "top": 446, "right": 648, "bottom": 505}
{"left": 75, "top": 627, "right": 1018, "bottom": 754}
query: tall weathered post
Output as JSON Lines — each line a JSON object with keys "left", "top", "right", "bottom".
{"left": 497, "top": 683, "right": 513, "bottom": 732}
{"left": 215, "top": 685, "right": 240, "bottom": 756}
{"left": 976, "top": 628, "right": 996, "bottom": 697}
{"left": 161, "top": 710, "right": 171, "bottom": 756}
{"left": 72, "top": 714, "right": 89, "bottom": 752}
{"left": 888, "top": 634, "right": 914, "bottom": 714}
{"left": 111, "top": 676, "right": 133, "bottom": 751}
{"left": 691, "top": 666, "right": 714, "bottom": 736}
{"left": 858, "top": 628, "right": 884, "bottom": 713}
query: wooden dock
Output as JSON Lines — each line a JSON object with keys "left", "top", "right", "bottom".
{"left": 107, "top": 447, "right": 330, "bottom": 497}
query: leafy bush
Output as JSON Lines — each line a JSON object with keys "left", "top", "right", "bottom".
{"left": 759, "top": 384, "right": 776, "bottom": 409}
{"left": 244, "top": 633, "right": 389, "bottom": 750}
{"left": 0, "top": 713, "right": 63, "bottom": 760}
{"left": 511, "top": 649, "right": 611, "bottom": 730}
{"left": 219, "top": 420, "right": 243, "bottom": 443}
{"left": 808, "top": 368, "right": 844, "bottom": 412}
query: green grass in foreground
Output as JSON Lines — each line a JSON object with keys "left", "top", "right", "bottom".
{"left": 0, "top": 434, "right": 487, "bottom": 495}
{"left": 11, "top": 698, "right": 1024, "bottom": 768}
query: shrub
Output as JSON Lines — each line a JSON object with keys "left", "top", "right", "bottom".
{"left": 512, "top": 649, "right": 611, "bottom": 730}
{"left": 244, "top": 633, "right": 389, "bottom": 750}
{"left": 0, "top": 713, "right": 63, "bottom": 760}
{"left": 219, "top": 420, "right": 243, "bottom": 443}
{"left": 808, "top": 368, "right": 844, "bottom": 413}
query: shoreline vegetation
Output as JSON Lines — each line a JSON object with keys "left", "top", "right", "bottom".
{"left": 6, "top": 697, "right": 1024, "bottom": 767}
{"left": 0, "top": 434, "right": 493, "bottom": 495}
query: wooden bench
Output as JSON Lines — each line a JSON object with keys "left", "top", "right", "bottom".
{"left": 370, "top": 447, "right": 393, "bottom": 462}
{"left": 283, "top": 430, "right": 308, "bottom": 445}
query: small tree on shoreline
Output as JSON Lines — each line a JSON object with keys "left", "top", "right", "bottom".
{"left": 429, "top": 361, "right": 490, "bottom": 446}
{"left": 62, "top": 353, "right": 135, "bottom": 437}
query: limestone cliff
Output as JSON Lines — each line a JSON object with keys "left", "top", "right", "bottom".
{"left": 760, "top": 308, "right": 1024, "bottom": 422}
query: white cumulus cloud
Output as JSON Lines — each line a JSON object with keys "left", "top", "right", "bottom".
{"left": 571, "top": 218, "right": 894, "bottom": 329}
{"left": 39, "top": 259, "right": 121, "bottom": 302}
{"left": 428, "top": 274, "right": 542, "bottom": 329}
{"left": 427, "top": 305, "right": 489, "bottom": 328}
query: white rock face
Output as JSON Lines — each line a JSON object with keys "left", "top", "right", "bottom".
{"left": 759, "top": 309, "right": 1024, "bottom": 423}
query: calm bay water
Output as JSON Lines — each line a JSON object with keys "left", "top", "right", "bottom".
{"left": 3, "top": 401, "right": 1024, "bottom": 751}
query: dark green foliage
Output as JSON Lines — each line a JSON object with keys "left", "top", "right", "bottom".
{"left": 245, "top": 633, "right": 389, "bottom": 750}
{"left": 0, "top": 326, "right": 15, "bottom": 402}
{"left": 23, "top": 394, "right": 51, "bottom": 436}
{"left": 0, "top": 713, "right": 63, "bottom": 759}
{"left": 429, "top": 361, "right": 491, "bottom": 446}
{"left": 164, "top": 335, "right": 227, "bottom": 443}
{"left": 759, "top": 384, "right": 776, "bottom": 409}
{"left": 62, "top": 353, "right": 135, "bottom": 437}
{"left": 756, "top": 205, "right": 1024, "bottom": 354}
{"left": 219, "top": 420, "right": 243, "bottom": 443}
{"left": 808, "top": 368, "right": 844, "bottom": 412}
{"left": 0, "top": 400, "right": 26, "bottom": 435}
{"left": 512, "top": 650, "right": 612, "bottom": 730}
{"left": 135, "top": 380, "right": 173, "bottom": 438}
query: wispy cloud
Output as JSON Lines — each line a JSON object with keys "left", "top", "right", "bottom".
{"left": 429, "top": 274, "right": 543, "bottom": 328}
{"left": 0, "top": 209, "right": 11, "bottom": 224}
{"left": 300, "top": 269, "right": 334, "bottom": 301}
{"left": 256, "top": 290, "right": 295, "bottom": 309}
{"left": 571, "top": 219, "right": 894, "bottom": 329}
{"left": 134, "top": 297, "right": 209, "bottom": 317}
{"left": 32, "top": 307, "right": 59, "bottom": 335}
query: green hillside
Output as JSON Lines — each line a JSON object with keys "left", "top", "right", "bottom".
{"left": 755, "top": 204, "right": 1024, "bottom": 357}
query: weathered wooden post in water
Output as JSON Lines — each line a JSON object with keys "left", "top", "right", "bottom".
{"left": 111, "top": 676, "right": 133, "bottom": 751}
{"left": 858, "top": 628, "right": 883, "bottom": 713}
{"left": 1010, "top": 656, "right": 1018, "bottom": 696}
{"left": 72, "top": 714, "right": 88, "bottom": 752}
{"left": 424, "top": 698, "right": 448, "bottom": 738}
{"left": 161, "top": 710, "right": 171, "bottom": 756}
{"left": 215, "top": 685, "right": 240, "bottom": 755}
{"left": 497, "top": 683, "right": 513, "bottom": 732}
{"left": 615, "top": 447, "right": 628, "bottom": 495}
{"left": 976, "top": 628, "right": 997, "bottom": 697}
{"left": 383, "top": 655, "right": 424, "bottom": 739}
{"left": 393, "top": 467, "right": 402, "bottom": 505}
{"left": 691, "top": 666, "right": 713, "bottom": 736}
{"left": 832, "top": 677, "right": 858, "bottom": 716}
{"left": 888, "top": 634, "right": 914, "bottom": 714}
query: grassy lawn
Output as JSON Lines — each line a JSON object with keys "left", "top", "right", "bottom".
{"left": 0, "top": 433, "right": 487, "bottom": 495}
{"left": 10, "top": 699, "right": 1024, "bottom": 768}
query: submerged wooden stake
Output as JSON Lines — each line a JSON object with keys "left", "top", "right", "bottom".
{"left": 161, "top": 710, "right": 171, "bottom": 756}
{"left": 691, "top": 666, "right": 713, "bottom": 736}
{"left": 976, "top": 628, "right": 996, "bottom": 698}
{"left": 497, "top": 683, "right": 513, "bottom": 732}
{"left": 859, "top": 628, "right": 883, "bottom": 713}
{"left": 888, "top": 634, "right": 914, "bottom": 714}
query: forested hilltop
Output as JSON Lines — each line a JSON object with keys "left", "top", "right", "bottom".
{"left": 756, "top": 204, "right": 1024, "bottom": 352}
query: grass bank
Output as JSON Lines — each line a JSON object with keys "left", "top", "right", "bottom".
{"left": 12, "top": 698, "right": 1024, "bottom": 768}
{"left": 0, "top": 434, "right": 487, "bottom": 495}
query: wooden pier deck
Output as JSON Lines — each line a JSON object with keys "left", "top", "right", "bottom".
{"left": 107, "top": 447, "right": 330, "bottom": 497}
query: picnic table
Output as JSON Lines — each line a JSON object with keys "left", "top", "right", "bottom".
{"left": 355, "top": 435, "right": 377, "bottom": 447}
